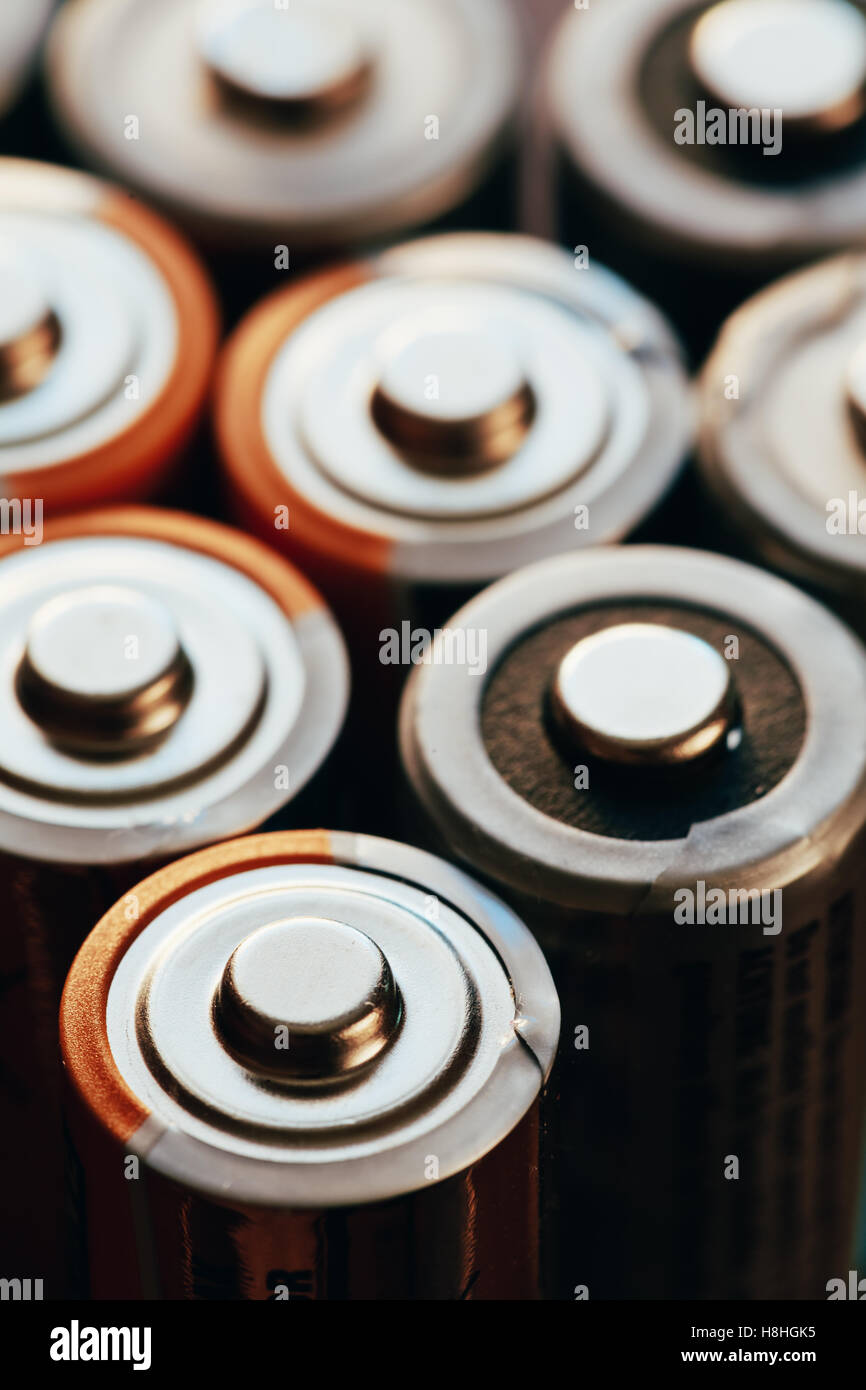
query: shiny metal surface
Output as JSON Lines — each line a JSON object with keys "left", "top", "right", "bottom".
{"left": 550, "top": 622, "right": 735, "bottom": 767}
{"left": 214, "top": 917, "right": 401, "bottom": 1082}
{"left": 371, "top": 322, "right": 535, "bottom": 475}
{"left": 197, "top": 0, "right": 372, "bottom": 115}
{"left": 0, "top": 205, "right": 175, "bottom": 469}
{"left": 400, "top": 545, "right": 866, "bottom": 914}
{"left": 547, "top": 0, "right": 866, "bottom": 266}
{"left": 273, "top": 276, "right": 616, "bottom": 521}
{"left": 0, "top": 533, "right": 347, "bottom": 863}
{"left": 248, "top": 235, "right": 692, "bottom": 578}
{"left": 48, "top": 0, "right": 519, "bottom": 248}
{"left": 16, "top": 586, "right": 193, "bottom": 756}
{"left": 101, "top": 836, "right": 559, "bottom": 1205}
{"left": 699, "top": 255, "right": 866, "bottom": 594}
{"left": 690, "top": 0, "right": 866, "bottom": 133}
{"left": 0, "top": 241, "right": 61, "bottom": 402}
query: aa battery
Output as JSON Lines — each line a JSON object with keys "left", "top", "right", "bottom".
{"left": 0, "top": 506, "right": 347, "bottom": 1296}
{"left": 45, "top": 0, "right": 521, "bottom": 270}
{"left": 699, "top": 252, "right": 866, "bottom": 639}
{"left": 0, "top": 157, "right": 218, "bottom": 514}
{"left": 216, "top": 231, "right": 692, "bottom": 825}
{"left": 546, "top": 0, "right": 866, "bottom": 357}
{"left": 400, "top": 544, "right": 866, "bottom": 1300}
{"left": 60, "top": 829, "right": 558, "bottom": 1300}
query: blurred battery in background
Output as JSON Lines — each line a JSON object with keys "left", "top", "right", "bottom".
{"left": 45, "top": 0, "right": 522, "bottom": 318}
{"left": 215, "top": 231, "right": 692, "bottom": 826}
{"left": 61, "top": 830, "right": 559, "bottom": 1299}
{"left": 546, "top": 0, "right": 866, "bottom": 357}
{"left": 400, "top": 544, "right": 866, "bottom": 1299}
{"left": 699, "top": 253, "right": 866, "bottom": 639}
{"left": 0, "top": 507, "right": 347, "bottom": 1296}
{"left": 0, "top": 157, "right": 218, "bottom": 513}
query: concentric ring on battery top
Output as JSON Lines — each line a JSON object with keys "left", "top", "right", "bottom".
{"left": 399, "top": 545, "right": 866, "bottom": 914}
{"left": 699, "top": 254, "right": 866, "bottom": 587}
{"left": 125, "top": 875, "right": 484, "bottom": 1139}
{"left": 0, "top": 242, "right": 54, "bottom": 353}
{"left": 46, "top": 0, "right": 519, "bottom": 248}
{"left": 547, "top": 0, "right": 866, "bottom": 265}
{"left": 66, "top": 833, "right": 558, "bottom": 1205}
{"left": 93, "top": 835, "right": 558, "bottom": 1211}
{"left": 0, "top": 538, "right": 274, "bottom": 800}
{"left": 0, "top": 216, "right": 143, "bottom": 450}
{"left": 0, "top": 158, "right": 218, "bottom": 512}
{"left": 218, "top": 234, "right": 691, "bottom": 582}
{"left": 690, "top": 0, "right": 866, "bottom": 131}
{"left": 271, "top": 279, "right": 613, "bottom": 520}
{"left": 0, "top": 514, "right": 350, "bottom": 856}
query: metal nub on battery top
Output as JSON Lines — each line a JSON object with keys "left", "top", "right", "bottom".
{"left": 689, "top": 0, "right": 866, "bottom": 135}
{"left": 0, "top": 514, "right": 349, "bottom": 865}
{"left": 198, "top": 0, "right": 372, "bottom": 117}
{"left": 550, "top": 623, "right": 735, "bottom": 768}
{"left": 0, "top": 242, "right": 61, "bottom": 403}
{"left": 17, "top": 586, "right": 193, "bottom": 757}
{"left": 371, "top": 320, "right": 535, "bottom": 475}
{"left": 214, "top": 917, "right": 401, "bottom": 1083}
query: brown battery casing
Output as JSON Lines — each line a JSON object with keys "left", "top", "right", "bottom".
{"left": 60, "top": 831, "right": 559, "bottom": 1300}
{"left": 0, "top": 510, "right": 348, "bottom": 1297}
{"left": 0, "top": 158, "right": 218, "bottom": 513}
{"left": 400, "top": 545, "right": 866, "bottom": 1299}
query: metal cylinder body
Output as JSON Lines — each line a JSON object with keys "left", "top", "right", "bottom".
{"left": 0, "top": 508, "right": 348, "bottom": 1295}
{"left": 400, "top": 544, "right": 866, "bottom": 1299}
{"left": 61, "top": 831, "right": 559, "bottom": 1300}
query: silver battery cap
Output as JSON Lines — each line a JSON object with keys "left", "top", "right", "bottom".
{"left": 399, "top": 545, "right": 866, "bottom": 915}
{"left": 46, "top": 0, "right": 519, "bottom": 249}
{"left": 16, "top": 584, "right": 194, "bottom": 757}
{"left": 547, "top": 0, "right": 866, "bottom": 267}
{"left": 550, "top": 622, "right": 736, "bottom": 768}
{"left": 0, "top": 513, "right": 348, "bottom": 865}
{"left": 690, "top": 0, "right": 866, "bottom": 135}
{"left": 224, "top": 233, "right": 691, "bottom": 584}
{"left": 93, "top": 833, "right": 559, "bottom": 1207}
{"left": 0, "top": 158, "right": 217, "bottom": 499}
{"left": 699, "top": 253, "right": 866, "bottom": 598}
{"left": 197, "top": 0, "right": 372, "bottom": 117}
